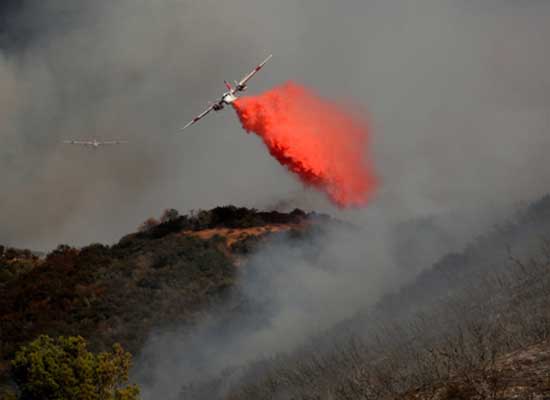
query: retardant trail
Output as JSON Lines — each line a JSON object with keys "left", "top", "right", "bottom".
{"left": 232, "top": 82, "right": 377, "bottom": 208}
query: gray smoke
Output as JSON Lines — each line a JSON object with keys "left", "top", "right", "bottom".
{"left": 136, "top": 223, "right": 410, "bottom": 400}
{"left": 1, "top": 0, "right": 549, "bottom": 250}
{"left": 1, "top": 1, "right": 550, "bottom": 397}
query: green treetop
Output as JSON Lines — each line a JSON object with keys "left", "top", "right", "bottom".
{"left": 11, "top": 335, "right": 140, "bottom": 400}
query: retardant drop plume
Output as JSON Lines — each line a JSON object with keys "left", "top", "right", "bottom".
{"left": 233, "top": 82, "right": 378, "bottom": 207}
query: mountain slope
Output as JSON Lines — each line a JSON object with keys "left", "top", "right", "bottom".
{"left": 402, "top": 339, "right": 550, "bottom": 400}
{"left": 199, "top": 195, "right": 550, "bottom": 400}
{"left": 0, "top": 206, "right": 329, "bottom": 388}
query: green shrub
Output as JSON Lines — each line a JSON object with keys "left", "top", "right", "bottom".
{"left": 11, "top": 335, "right": 139, "bottom": 400}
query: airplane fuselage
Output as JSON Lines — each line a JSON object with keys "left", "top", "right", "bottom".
{"left": 221, "top": 92, "right": 238, "bottom": 105}
{"left": 213, "top": 92, "right": 238, "bottom": 111}
{"left": 62, "top": 139, "right": 126, "bottom": 148}
{"left": 224, "top": 92, "right": 238, "bottom": 103}
{"left": 180, "top": 54, "right": 271, "bottom": 130}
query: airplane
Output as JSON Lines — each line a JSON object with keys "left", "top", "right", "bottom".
{"left": 62, "top": 139, "right": 128, "bottom": 149}
{"left": 181, "top": 54, "right": 273, "bottom": 131}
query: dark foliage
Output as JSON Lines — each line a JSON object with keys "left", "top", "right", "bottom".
{"left": 0, "top": 247, "right": 41, "bottom": 287}
{"left": 0, "top": 206, "right": 322, "bottom": 390}
{"left": 133, "top": 206, "right": 314, "bottom": 240}
{"left": 0, "top": 238, "right": 237, "bottom": 391}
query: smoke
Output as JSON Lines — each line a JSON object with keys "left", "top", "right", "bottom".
{"left": 1, "top": 0, "right": 549, "bottom": 250}
{"left": 1, "top": 1, "right": 549, "bottom": 397}
{"left": 136, "top": 222, "right": 406, "bottom": 400}
{"left": 233, "top": 82, "right": 377, "bottom": 207}
{"left": 0, "top": 1, "right": 295, "bottom": 249}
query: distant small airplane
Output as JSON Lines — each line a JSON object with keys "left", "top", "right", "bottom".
{"left": 181, "top": 54, "right": 273, "bottom": 131}
{"left": 62, "top": 139, "right": 128, "bottom": 149}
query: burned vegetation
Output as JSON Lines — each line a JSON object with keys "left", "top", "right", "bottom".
{"left": 179, "top": 196, "right": 550, "bottom": 400}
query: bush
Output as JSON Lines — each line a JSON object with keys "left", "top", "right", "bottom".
{"left": 137, "top": 218, "right": 159, "bottom": 233}
{"left": 160, "top": 208, "right": 180, "bottom": 223}
{"left": 11, "top": 335, "right": 140, "bottom": 400}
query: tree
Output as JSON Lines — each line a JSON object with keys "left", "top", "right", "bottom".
{"left": 11, "top": 335, "right": 140, "bottom": 400}
{"left": 160, "top": 208, "right": 179, "bottom": 223}
{"left": 137, "top": 218, "right": 159, "bottom": 233}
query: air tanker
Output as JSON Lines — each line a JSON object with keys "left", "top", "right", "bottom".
{"left": 181, "top": 54, "right": 272, "bottom": 131}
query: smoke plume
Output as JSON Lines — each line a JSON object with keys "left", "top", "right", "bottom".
{"left": 1, "top": 1, "right": 550, "bottom": 249}
{"left": 1, "top": 1, "right": 549, "bottom": 398}
{"left": 233, "top": 82, "right": 377, "bottom": 207}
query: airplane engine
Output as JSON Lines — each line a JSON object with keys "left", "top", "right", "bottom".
{"left": 180, "top": 54, "right": 271, "bottom": 131}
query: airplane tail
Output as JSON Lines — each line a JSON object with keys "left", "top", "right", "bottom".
{"left": 224, "top": 80, "right": 233, "bottom": 91}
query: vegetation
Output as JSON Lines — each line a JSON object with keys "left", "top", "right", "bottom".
{"left": 11, "top": 335, "right": 139, "bottom": 400}
{"left": 178, "top": 196, "right": 550, "bottom": 399}
{"left": 4, "top": 199, "right": 550, "bottom": 398}
{"left": 133, "top": 206, "right": 313, "bottom": 240}
{"left": 215, "top": 244, "right": 550, "bottom": 399}
{"left": 0, "top": 247, "right": 41, "bottom": 286}
{"left": 0, "top": 235, "right": 235, "bottom": 361}
{"left": 0, "top": 207, "right": 320, "bottom": 393}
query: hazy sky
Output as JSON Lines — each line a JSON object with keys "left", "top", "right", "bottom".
{"left": 2, "top": 3, "right": 549, "bottom": 398}
{"left": 1, "top": 0, "right": 549, "bottom": 249}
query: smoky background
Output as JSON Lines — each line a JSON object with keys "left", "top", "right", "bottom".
{"left": 0, "top": 0, "right": 548, "bottom": 250}
{"left": 1, "top": 1, "right": 549, "bottom": 398}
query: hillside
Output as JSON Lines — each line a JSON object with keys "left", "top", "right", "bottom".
{"left": 403, "top": 340, "right": 550, "bottom": 399}
{"left": 181, "top": 195, "right": 550, "bottom": 399}
{"left": 4, "top": 198, "right": 550, "bottom": 399}
{"left": 0, "top": 206, "right": 330, "bottom": 391}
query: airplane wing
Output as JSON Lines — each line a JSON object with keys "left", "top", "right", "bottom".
{"left": 236, "top": 54, "right": 273, "bottom": 90}
{"left": 62, "top": 140, "right": 93, "bottom": 145}
{"left": 181, "top": 104, "right": 215, "bottom": 131}
{"left": 99, "top": 140, "right": 128, "bottom": 145}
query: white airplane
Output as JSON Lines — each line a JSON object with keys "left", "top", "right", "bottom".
{"left": 181, "top": 54, "right": 273, "bottom": 131}
{"left": 62, "top": 139, "right": 128, "bottom": 149}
